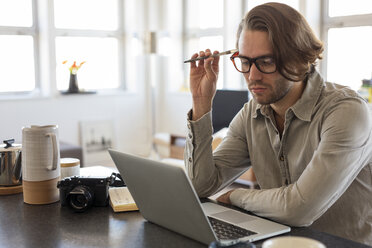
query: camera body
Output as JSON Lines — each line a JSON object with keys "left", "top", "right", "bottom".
{"left": 57, "top": 176, "right": 110, "bottom": 212}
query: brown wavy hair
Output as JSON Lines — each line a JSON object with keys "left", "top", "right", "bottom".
{"left": 236, "top": 2, "right": 323, "bottom": 82}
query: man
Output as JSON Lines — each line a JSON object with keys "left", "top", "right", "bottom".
{"left": 184, "top": 2, "right": 372, "bottom": 245}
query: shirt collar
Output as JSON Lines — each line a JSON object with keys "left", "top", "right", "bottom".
{"left": 252, "top": 69, "right": 324, "bottom": 122}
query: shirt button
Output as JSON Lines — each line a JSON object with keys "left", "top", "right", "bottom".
{"left": 280, "top": 156, "right": 284, "bottom": 161}
{"left": 188, "top": 157, "right": 192, "bottom": 163}
{"left": 188, "top": 134, "right": 192, "bottom": 139}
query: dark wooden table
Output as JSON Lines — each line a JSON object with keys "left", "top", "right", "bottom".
{"left": 1, "top": 167, "right": 370, "bottom": 248}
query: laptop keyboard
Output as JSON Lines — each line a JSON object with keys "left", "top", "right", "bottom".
{"left": 208, "top": 216, "right": 257, "bottom": 240}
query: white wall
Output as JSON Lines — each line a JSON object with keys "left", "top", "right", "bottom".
{"left": 156, "top": 92, "right": 192, "bottom": 136}
{"left": 0, "top": 91, "right": 153, "bottom": 166}
{"left": 0, "top": 54, "right": 191, "bottom": 166}
{"left": 151, "top": 56, "right": 192, "bottom": 137}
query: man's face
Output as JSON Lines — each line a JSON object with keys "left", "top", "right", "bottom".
{"left": 238, "top": 30, "right": 294, "bottom": 105}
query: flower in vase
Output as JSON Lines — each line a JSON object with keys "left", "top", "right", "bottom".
{"left": 62, "top": 60, "right": 86, "bottom": 75}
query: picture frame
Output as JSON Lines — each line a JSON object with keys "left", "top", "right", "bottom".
{"left": 79, "top": 120, "right": 115, "bottom": 166}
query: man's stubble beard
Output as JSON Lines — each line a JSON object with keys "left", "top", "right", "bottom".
{"left": 248, "top": 76, "right": 293, "bottom": 105}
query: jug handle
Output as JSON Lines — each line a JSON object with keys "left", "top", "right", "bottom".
{"left": 46, "top": 133, "right": 58, "bottom": 171}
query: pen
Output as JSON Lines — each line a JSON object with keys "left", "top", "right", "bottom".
{"left": 184, "top": 49, "right": 238, "bottom": 63}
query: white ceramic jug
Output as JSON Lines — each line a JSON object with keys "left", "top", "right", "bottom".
{"left": 22, "top": 125, "right": 60, "bottom": 204}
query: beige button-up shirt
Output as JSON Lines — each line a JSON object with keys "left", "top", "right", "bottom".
{"left": 185, "top": 70, "right": 372, "bottom": 245}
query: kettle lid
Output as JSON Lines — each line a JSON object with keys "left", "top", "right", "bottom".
{"left": 0, "top": 139, "right": 21, "bottom": 152}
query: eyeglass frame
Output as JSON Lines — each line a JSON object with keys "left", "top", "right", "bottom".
{"left": 230, "top": 51, "right": 277, "bottom": 74}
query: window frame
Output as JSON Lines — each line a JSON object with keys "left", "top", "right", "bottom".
{"left": 0, "top": 0, "right": 40, "bottom": 96}
{"left": 321, "top": 0, "right": 372, "bottom": 82}
{"left": 52, "top": 0, "right": 127, "bottom": 92}
{"left": 0, "top": 0, "right": 128, "bottom": 98}
{"left": 181, "top": 0, "right": 307, "bottom": 91}
{"left": 182, "top": 0, "right": 247, "bottom": 90}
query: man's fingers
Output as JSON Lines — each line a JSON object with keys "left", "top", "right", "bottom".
{"left": 216, "top": 190, "right": 233, "bottom": 205}
{"left": 204, "top": 49, "right": 217, "bottom": 75}
{"left": 212, "top": 50, "right": 220, "bottom": 66}
{"left": 190, "top": 53, "right": 199, "bottom": 69}
{"left": 197, "top": 51, "right": 206, "bottom": 67}
{"left": 203, "top": 56, "right": 214, "bottom": 72}
{"left": 190, "top": 49, "right": 218, "bottom": 70}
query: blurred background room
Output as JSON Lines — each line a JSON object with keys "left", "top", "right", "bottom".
{"left": 0, "top": 0, "right": 371, "bottom": 167}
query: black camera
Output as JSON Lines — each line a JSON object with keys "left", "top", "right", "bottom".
{"left": 57, "top": 173, "right": 124, "bottom": 212}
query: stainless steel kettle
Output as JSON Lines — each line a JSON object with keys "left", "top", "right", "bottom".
{"left": 0, "top": 139, "right": 22, "bottom": 186}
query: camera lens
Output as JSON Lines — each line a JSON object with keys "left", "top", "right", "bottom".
{"left": 67, "top": 185, "right": 94, "bottom": 212}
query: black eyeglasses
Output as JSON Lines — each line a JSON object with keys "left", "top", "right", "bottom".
{"left": 230, "top": 51, "right": 277, "bottom": 74}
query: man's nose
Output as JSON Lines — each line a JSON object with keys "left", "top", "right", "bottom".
{"left": 248, "top": 63, "right": 263, "bottom": 82}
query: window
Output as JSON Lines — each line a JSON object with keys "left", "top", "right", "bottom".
{"left": 182, "top": 0, "right": 300, "bottom": 91}
{"left": 0, "top": 0, "right": 132, "bottom": 96}
{"left": 183, "top": 0, "right": 245, "bottom": 90}
{"left": 55, "top": 37, "right": 120, "bottom": 91}
{"left": 0, "top": 0, "right": 36, "bottom": 93}
{"left": 323, "top": 0, "right": 372, "bottom": 91}
{"left": 0, "top": 0, "right": 33, "bottom": 27}
{"left": 328, "top": 0, "right": 372, "bottom": 17}
{"left": 246, "top": 0, "right": 299, "bottom": 10}
{"left": 53, "top": 0, "right": 118, "bottom": 30}
{"left": 54, "top": 0, "right": 123, "bottom": 91}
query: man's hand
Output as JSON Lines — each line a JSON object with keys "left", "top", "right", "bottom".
{"left": 216, "top": 190, "right": 234, "bottom": 205}
{"left": 189, "top": 49, "right": 220, "bottom": 121}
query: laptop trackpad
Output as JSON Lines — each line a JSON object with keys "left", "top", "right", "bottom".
{"left": 211, "top": 210, "right": 256, "bottom": 224}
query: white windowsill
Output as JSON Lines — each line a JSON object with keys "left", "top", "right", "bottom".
{"left": 0, "top": 89, "right": 137, "bottom": 102}
{"left": 54, "top": 89, "right": 136, "bottom": 98}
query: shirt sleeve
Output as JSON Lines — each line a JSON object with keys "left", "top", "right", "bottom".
{"left": 184, "top": 108, "right": 251, "bottom": 198}
{"left": 230, "top": 98, "right": 372, "bottom": 226}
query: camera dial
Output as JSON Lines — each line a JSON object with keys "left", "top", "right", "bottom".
{"left": 67, "top": 185, "right": 94, "bottom": 212}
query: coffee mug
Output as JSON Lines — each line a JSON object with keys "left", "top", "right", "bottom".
{"left": 22, "top": 125, "right": 60, "bottom": 204}
{"left": 262, "top": 236, "right": 326, "bottom": 248}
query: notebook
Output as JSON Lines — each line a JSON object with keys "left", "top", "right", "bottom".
{"left": 109, "top": 187, "right": 138, "bottom": 212}
{"left": 108, "top": 149, "right": 290, "bottom": 245}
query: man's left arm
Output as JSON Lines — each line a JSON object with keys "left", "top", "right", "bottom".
{"left": 224, "top": 98, "right": 372, "bottom": 226}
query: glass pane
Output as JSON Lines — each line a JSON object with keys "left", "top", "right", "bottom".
{"left": 158, "top": 37, "right": 173, "bottom": 56}
{"left": 0, "top": 0, "right": 33, "bottom": 27}
{"left": 56, "top": 37, "right": 119, "bottom": 90}
{"left": 327, "top": 26, "right": 372, "bottom": 91}
{"left": 54, "top": 0, "right": 118, "bottom": 30}
{"left": 125, "top": 36, "right": 142, "bottom": 92}
{"left": 329, "top": 0, "right": 372, "bottom": 17}
{"left": 247, "top": 0, "right": 299, "bottom": 11}
{"left": 186, "top": 0, "right": 223, "bottom": 29}
{"left": 187, "top": 36, "right": 223, "bottom": 54}
{"left": 0, "top": 35, "right": 35, "bottom": 92}
{"left": 124, "top": 0, "right": 137, "bottom": 32}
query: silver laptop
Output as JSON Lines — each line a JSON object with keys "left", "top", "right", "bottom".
{"left": 109, "top": 149, "right": 290, "bottom": 245}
